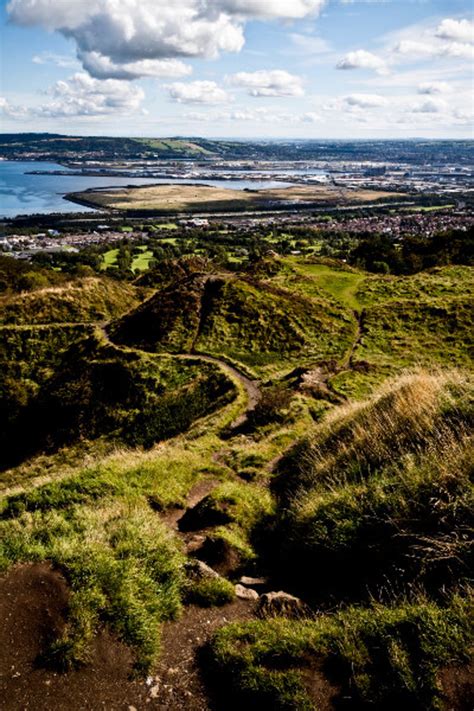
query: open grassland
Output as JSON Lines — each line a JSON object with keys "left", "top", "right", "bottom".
{"left": 132, "top": 247, "right": 154, "bottom": 272}
{"left": 69, "top": 183, "right": 400, "bottom": 214}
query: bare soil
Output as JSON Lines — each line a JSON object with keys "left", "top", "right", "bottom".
{"left": 0, "top": 563, "right": 147, "bottom": 710}
{"left": 0, "top": 563, "right": 255, "bottom": 711}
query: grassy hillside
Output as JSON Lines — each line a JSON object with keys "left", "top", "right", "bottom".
{"left": 111, "top": 272, "right": 355, "bottom": 378}
{"left": 2, "top": 331, "right": 235, "bottom": 464}
{"left": 206, "top": 370, "right": 474, "bottom": 710}
{"left": 271, "top": 369, "right": 473, "bottom": 599}
{"left": 0, "top": 277, "right": 142, "bottom": 325}
{"left": 0, "top": 254, "right": 472, "bottom": 709}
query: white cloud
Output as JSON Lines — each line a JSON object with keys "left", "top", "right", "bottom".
{"left": 301, "top": 111, "right": 321, "bottom": 123}
{"left": 394, "top": 38, "right": 474, "bottom": 61}
{"left": 7, "top": 0, "right": 326, "bottom": 80}
{"left": 32, "top": 52, "right": 79, "bottom": 69}
{"left": 336, "top": 50, "right": 388, "bottom": 74}
{"left": 36, "top": 73, "right": 145, "bottom": 117}
{"left": 344, "top": 93, "right": 387, "bottom": 108}
{"left": 230, "top": 70, "right": 305, "bottom": 97}
{"left": 435, "top": 18, "right": 474, "bottom": 44}
{"left": 218, "top": 0, "right": 326, "bottom": 19}
{"left": 183, "top": 106, "right": 321, "bottom": 123}
{"left": 391, "top": 17, "right": 474, "bottom": 63}
{"left": 411, "top": 97, "right": 448, "bottom": 114}
{"left": 79, "top": 52, "right": 192, "bottom": 81}
{"left": 166, "top": 80, "right": 231, "bottom": 105}
{"left": 0, "top": 97, "right": 29, "bottom": 119}
{"left": 417, "top": 82, "right": 450, "bottom": 95}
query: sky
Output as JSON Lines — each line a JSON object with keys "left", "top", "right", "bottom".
{"left": 0, "top": 0, "right": 472, "bottom": 139}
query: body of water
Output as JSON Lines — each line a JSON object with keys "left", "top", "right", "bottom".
{"left": 0, "top": 161, "right": 294, "bottom": 218}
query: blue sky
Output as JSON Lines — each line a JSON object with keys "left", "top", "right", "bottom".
{"left": 0, "top": 0, "right": 472, "bottom": 138}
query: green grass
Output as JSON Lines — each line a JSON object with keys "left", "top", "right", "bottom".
{"left": 2, "top": 254, "right": 473, "bottom": 702}
{"left": 131, "top": 248, "right": 154, "bottom": 272}
{"left": 101, "top": 249, "right": 119, "bottom": 270}
{"left": 208, "top": 595, "right": 473, "bottom": 710}
{"left": 271, "top": 369, "right": 474, "bottom": 600}
{"left": 282, "top": 258, "right": 365, "bottom": 310}
{"left": 0, "top": 499, "right": 185, "bottom": 672}
{"left": 112, "top": 271, "right": 356, "bottom": 379}
{"left": 2, "top": 332, "right": 236, "bottom": 463}
{"left": 185, "top": 576, "right": 236, "bottom": 607}
{"left": 0, "top": 277, "right": 140, "bottom": 324}
{"left": 153, "top": 222, "right": 178, "bottom": 230}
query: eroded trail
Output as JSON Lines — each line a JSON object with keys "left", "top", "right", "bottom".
{"left": 101, "top": 318, "right": 262, "bottom": 423}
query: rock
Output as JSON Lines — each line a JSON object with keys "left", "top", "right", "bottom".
{"left": 239, "top": 575, "right": 268, "bottom": 587}
{"left": 184, "top": 559, "right": 220, "bottom": 581}
{"left": 257, "top": 591, "right": 312, "bottom": 619}
{"left": 235, "top": 584, "right": 259, "bottom": 601}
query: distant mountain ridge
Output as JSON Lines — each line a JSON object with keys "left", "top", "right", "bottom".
{"left": 1, "top": 133, "right": 473, "bottom": 164}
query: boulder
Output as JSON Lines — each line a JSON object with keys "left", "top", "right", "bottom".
{"left": 257, "top": 591, "right": 312, "bottom": 619}
{"left": 239, "top": 575, "right": 268, "bottom": 588}
{"left": 235, "top": 584, "right": 259, "bottom": 601}
{"left": 184, "top": 559, "right": 220, "bottom": 582}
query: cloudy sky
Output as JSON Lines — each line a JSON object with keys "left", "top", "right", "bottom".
{"left": 0, "top": 0, "right": 472, "bottom": 138}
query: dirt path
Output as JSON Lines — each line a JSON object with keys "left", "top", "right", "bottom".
{"left": 1, "top": 545, "right": 256, "bottom": 711}
{"left": 99, "top": 317, "right": 261, "bottom": 420}
{"left": 177, "top": 352, "right": 260, "bottom": 413}
{"left": 344, "top": 308, "right": 366, "bottom": 370}
{"left": 153, "top": 600, "right": 255, "bottom": 710}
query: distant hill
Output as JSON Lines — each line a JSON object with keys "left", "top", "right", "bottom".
{"left": 1, "top": 133, "right": 473, "bottom": 163}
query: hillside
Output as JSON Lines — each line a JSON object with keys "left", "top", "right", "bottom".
{"left": 0, "top": 256, "right": 472, "bottom": 710}
{"left": 0, "top": 277, "right": 142, "bottom": 325}
{"left": 1, "top": 134, "right": 473, "bottom": 164}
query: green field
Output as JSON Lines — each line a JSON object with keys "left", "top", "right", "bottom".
{"left": 132, "top": 247, "right": 154, "bottom": 272}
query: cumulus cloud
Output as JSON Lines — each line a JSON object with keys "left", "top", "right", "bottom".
{"left": 230, "top": 70, "right": 305, "bottom": 97}
{"left": 166, "top": 80, "right": 231, "bottom": 105}
{"left": 392, "top": 17, "right": 474, "bottom": 62}
{"left": 394, "top": 38, "right": 473, "bottom": 61}
{"left": 218, "top": 0, "right": 326, "bottom": 19}
{"left": 7, "top": 0, "right": 325, "bottom": 80}
{"left": 336, "top": 50, "right": 388, "bottom": 74}
{"left": 37, "top": 73, "right": 145, "bottom": 117}
{"left": 435, "top": 18, "right": 474, "bottom": 44}
{"left": 79, "top": 52, "right": 192, "bottom": 81}
{"left": 344, "top": 93, "right": 387, "bottom": 108}
{"left": 0, "top": 97, "right": 29, "bottom": 119}
{"left": 417, "top": 82, "right": 450, "bottom": 95}
{"left": 412, "top": 97, "right": 448, "bottom": 114}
